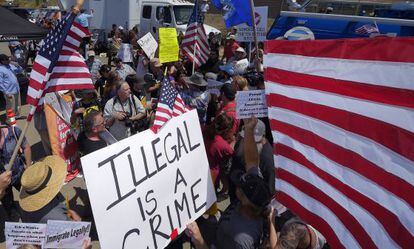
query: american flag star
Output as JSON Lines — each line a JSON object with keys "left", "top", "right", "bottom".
{"left": 151, "top": 77, "right": 188, "bottom": 133}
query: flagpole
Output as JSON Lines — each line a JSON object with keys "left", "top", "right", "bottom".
{"left": 6, "top": 0, "right": 85, "bottom": 171}
{"left": 192, "top": 40, "right": 197, "bottom": 75}
{"left": 249, "top": 0, "right": 260, "bottom": 71}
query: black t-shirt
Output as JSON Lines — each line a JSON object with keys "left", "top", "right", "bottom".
{"left": 77, "top": 132, "right": 107, "bottom": 156}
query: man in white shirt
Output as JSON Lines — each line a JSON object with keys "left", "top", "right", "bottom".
{"left": 201, "top": 0, "right": 209, "bottom": 20}
{"left": 104, "top": 82, "right": 146, "bottom": 140}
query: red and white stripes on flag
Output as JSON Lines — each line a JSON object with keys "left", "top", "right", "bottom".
{"left": 264, "top": 37, "right": 414, "bottom": 248}
{"left": 151, "top": 77, "right": 188, "bottom": 133}
{"left": 181, "top": 25, "right": 210, "bottom": 68}
{"left": 26, "top": 15, "right": 93, "bottom": 121}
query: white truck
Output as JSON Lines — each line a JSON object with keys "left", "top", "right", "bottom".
{"left": 58, "top": 0, "right": 220, "bottom": 38}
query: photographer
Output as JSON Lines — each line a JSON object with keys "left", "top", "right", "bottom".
{"left": 71, "top": 89, "right": 103, "bottom": 133}
{"left": 104, "top": 81, "right": 146, "bottom": 140}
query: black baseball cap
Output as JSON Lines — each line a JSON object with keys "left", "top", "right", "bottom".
{"left": 220, "top": 84, "right": 236, "bottom": 101}
{"left": 231, "top": 170, "right": 271, "bottom": 208}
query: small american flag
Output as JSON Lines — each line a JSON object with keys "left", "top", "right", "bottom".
{"left": 26, "top": 12, "right": 94, "bottom": 121}
{"left": 181, "top": 0, "right": 210, "bottom": 68}
{"left": 355, "top": 23, "right": 379, "bottom": 35}
{"left": 151, "top": 77, "right": 187, "bottom": 133}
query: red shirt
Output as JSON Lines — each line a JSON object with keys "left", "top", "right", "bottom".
{"left": 224, "top": 41, "right": 240, "bottom": 60}
{"left": 218, "top": 101, "right": 239, "bottom": 137}
{"left": 205, "top": 134, "right": 234, "bottom": 181}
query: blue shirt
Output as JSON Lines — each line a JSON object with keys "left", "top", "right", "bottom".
{"left": 0, "top": 64, "right": 22, "bottom": 94}
{"left": 75, "top": 13, "right": 93, "bottom": 27}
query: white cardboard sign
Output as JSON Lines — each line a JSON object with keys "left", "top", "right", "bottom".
{"left": 44, "top": 220, "right": 92, "bottom": 248}
{"left": 5, "top": 222, "right": 46, "bottom": 249}
{"left": 137, "top": 32, "right": 158, "bottom": 60}
{"left": 236, "top": 90, "right": 268, "bottom": 119}
{"left": 234, "top": 58, "right": 249, "bottom": 75}
{"left": 81, "top": 110, "right": 216, "bottom": 249}
{"left": 236, "top": 7, "right": 268, "bottom": 42}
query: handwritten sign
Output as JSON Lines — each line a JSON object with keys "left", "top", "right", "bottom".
{"left": 236, "top": 90, "right": 268, "bottom": 119}
{"left": 5, "top": 222, "right": 46, "bottom": 249}
{"left": 159, "top": 28, "right": 179, "bottom": 63}
{"left": 81, "top": 110, "right": 216, "bottom": 249}
{"left": 236, "top": 7, "right": 268, "bottom": 42}
{"left": 234, "top": 58, "right": 249, "bottom": 75}
{"left": 137, "top": 32, "right": 158, "bottom": 60}
{"left": 44, "top": 221, "right": 91, "bottom": 248}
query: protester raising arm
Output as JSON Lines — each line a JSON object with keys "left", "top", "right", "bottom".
{"left": 244, "top": 117, "right": 259, "bottom": 171}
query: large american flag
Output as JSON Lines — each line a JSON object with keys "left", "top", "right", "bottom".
{"left": 265, "top": 37, "right": 414, "bottom": 248}
{"left": 26, "top": 12, "right": 94, "bottom": 121}
{"left": 181, "top": 0, "right": 210, "bottom": 68}
{"left": 151, "top": 77, "right": 187, "bottom": 133}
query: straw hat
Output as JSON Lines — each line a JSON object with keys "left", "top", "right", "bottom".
{"left": 19, "top": 156, "right": 67, "bottom": 212}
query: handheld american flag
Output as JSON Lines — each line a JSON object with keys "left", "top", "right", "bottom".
{"left": 26, "top": 12, "right": 94, "bottom": 121}
{"left": 355, "top": 23, "right": 379, "bottom": 35}
{"left": 265, "top": 37, "right": 414, "bottom": 248}
{"left": 151, "top": 77, "right": 187, "bottom": 133}
{"left": 181, "top": 0, "right": 210, "bottom": 68}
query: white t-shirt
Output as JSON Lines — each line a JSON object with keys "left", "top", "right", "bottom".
{"left": 117, "top": 43, "right": 134, "bottom": 63}
{"left": 201, "top": 3, "right": 209, "bottom": 13}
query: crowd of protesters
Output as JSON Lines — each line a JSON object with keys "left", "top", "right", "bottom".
{"left": 0, "top": 5, "right": 328, "bottom": 248}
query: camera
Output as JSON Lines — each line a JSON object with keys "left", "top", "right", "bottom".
{"left": 123, "top": 113, "right": 147, "bottom": 134}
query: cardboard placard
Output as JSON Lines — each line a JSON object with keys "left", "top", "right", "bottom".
{"left": 235, "top": 7, "right": 268, "bottom": 42}
{"left": 81, "top": 110, "right": 216, "bottom": 249}
{"left": 159, "top": 28, "right": 179, "bottom": 63}
{"left": 137, "top": 32, "right": 158, "bottom": 60}
{"left": 44, "top": 220, "right": 91, "bottom": 248}
{"left": 5, "top": 222, "right": 46, "bottom": 249}
{"left": 234, "top": 58, "right": 249, "bottom": 75}
{"left": 236, "top": 90, "right": 268, "bottom": 119}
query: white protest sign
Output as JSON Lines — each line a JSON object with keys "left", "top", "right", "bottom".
{"left": 235, "top": 7, "right": 268, "bottom": 42}
{"left": 44, "top": 220, "right": 91, "bottom": 248}
{"left": 236, "top": 90, "right": 268, "bottom": 119}
{"left": 82, "top": 110, "right": 216, "bottom": 249}
{"left": 207, "top": 79, "right": 224, "bottom": 96}
{"left": 5, "top": 222, "right": 46, "bottom": 249}
{"left": 234, "top": 58, "right": 249, "bottom": 75}
{"left": 138, "top": 32, "right": 158, "bottom": 59}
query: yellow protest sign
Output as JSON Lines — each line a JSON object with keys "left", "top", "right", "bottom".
{"left": 159, "top": 28, "right": 179, "bottom": 63}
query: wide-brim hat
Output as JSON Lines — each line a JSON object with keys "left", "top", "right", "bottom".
{"left": 183, "top": 72, "right": 208, "bottom": 87}
{"left": 19, "top": 155, "right": 67, "bottom": 212}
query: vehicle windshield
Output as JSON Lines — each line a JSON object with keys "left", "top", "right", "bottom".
{"left": 173, "top": 5, "right": 193, "bottom": 25}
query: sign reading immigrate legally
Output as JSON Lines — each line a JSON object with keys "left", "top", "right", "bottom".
{"left": 81, "top": 110, "right": 216, "bottom": 249}
{"left": 44, "top": 220, "right": 91, "bottom": 248}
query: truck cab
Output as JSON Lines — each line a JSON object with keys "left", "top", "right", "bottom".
{"left": 58, "top": 0, "right": 219, "bottom": 39}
